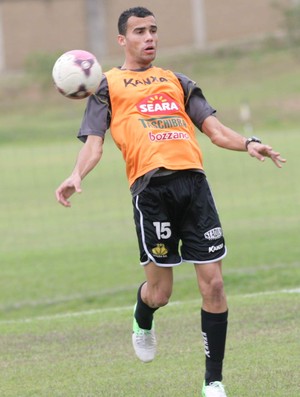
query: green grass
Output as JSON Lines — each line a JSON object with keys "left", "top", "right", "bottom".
{"left": 1, "top": 292, "right": 299, "bottom": 397}
{"left": 0, "top": 45, "right": 299, "bottom": 396}
{"left": 0, "top": 133, "right": 298, "bottom": 321}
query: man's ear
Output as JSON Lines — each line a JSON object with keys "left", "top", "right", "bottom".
{"left": 118, "top": 35, "right": 126, "bottom": 46}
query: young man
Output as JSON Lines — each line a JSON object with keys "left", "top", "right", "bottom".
{"left": 56, "top": 7, "right": 286, "bottom": 397}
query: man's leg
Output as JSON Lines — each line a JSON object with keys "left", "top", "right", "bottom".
{"left": 132, "top": 262, "right": 173, "bottom": 362}
{"left": 141, "top": 261, "right": 173, "bottom": 308}
{"left": 194, "top": 260, "right": 228, "bottom": 395}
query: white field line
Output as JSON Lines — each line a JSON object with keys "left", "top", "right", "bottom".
{"left": 0, "top": 288, "right": 299, "bottom": 326}
{"left": 0, "top": 285, "right": 138, "bottom": 310}
{"left": 1, "top": 262, "right": 299, "bottom": 311}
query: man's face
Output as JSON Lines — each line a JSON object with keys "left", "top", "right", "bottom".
{"left": 118, "top": 15, "right": 158, "bottom": 68}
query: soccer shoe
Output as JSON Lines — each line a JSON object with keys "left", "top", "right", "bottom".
{"left": 132, "top": 304, "right": 156, "bottom": 363}
{"left": 202, "top": 381, "right": 227, "bottom": 397}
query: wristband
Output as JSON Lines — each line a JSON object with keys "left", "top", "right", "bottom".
{"left": 245, "top": 136, "right": 261, "bottom": 149}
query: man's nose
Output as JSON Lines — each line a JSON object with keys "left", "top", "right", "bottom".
{"left": 145, "top": 30, "right": 154, "bottom": 41}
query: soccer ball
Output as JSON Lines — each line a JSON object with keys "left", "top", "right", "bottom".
{"left": 52, "top": 50, "right": 102, "bottom": 99}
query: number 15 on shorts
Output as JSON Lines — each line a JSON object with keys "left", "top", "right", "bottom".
{"left": 153, "top": 222, "right": 171, "bottom": 239}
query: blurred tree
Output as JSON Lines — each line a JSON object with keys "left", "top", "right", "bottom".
{"left": 274, "top": 0, "right": 300, "bottom": 45}
{"left": 86, "top": 0, "right": 107, "bottom": 60}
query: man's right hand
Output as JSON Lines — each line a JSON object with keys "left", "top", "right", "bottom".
{"left": 55, "top": 174, "right": 82, "bottom": 207}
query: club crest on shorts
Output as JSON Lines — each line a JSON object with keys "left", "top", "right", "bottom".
{"left": 151, "top": 243, "right": 168, "bottom": 257}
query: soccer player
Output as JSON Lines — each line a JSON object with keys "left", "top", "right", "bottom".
{"left": 55, "top": 7, "right": 286, "bottom": 397}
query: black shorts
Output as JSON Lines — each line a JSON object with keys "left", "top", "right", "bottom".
{"left": 133, "top": 171, "right": 227, "bottom": 267}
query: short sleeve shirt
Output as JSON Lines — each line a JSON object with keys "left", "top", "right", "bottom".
{"left": 78, "top": 68, "right": 216, "bottom": 143}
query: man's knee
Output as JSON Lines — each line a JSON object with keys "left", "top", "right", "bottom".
{"left": 201, "top": 276, "right": 225, "bottom": 300}
{"left": 210, "top": 277, "right": 225, "bottom": 294}
{"left": 144, "top": 285, "right": 171, "bottom": 308}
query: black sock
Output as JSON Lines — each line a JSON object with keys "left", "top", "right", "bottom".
{"left": 201, "top": 309, "right": 228, "bottom": 385}
{"left": 134, "top": 282, "right": 158, "bottom": 330}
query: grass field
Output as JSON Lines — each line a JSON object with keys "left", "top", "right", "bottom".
{"left": 0, "top": 45, "right": 299, "bottom": 396}
{"left": 1, "top": 292, "right": 299, "bottom": 397}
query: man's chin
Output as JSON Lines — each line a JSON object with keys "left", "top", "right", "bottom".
{"left": 143, "top": 53, "right": 156, "bottom": 64}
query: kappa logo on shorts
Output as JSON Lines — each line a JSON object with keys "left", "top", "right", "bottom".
{"left": 151, "top": 243, "right": 168, "bottom": 257}
{"left": 208, "top": 243, "right": 224, "bottom": 253}
{"left": 137, "top": 93, "right": 180, "bottom": 116}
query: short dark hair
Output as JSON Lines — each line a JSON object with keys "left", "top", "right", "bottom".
{"left": 118, "top": 7, "right": 155, "bottom": 35}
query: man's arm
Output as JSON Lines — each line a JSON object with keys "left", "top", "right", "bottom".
{"left": 202, "top": 115, "right": 286, "bottom": 168}
{"left": 56, "top": 135, "right": 104, "bottom": 207}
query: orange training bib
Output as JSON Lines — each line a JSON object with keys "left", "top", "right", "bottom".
{"left": 105, "top": 66, "right": 204, "bottom": 186}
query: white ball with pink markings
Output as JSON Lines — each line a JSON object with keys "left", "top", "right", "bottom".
{"left": 52, "top": 50, "right": 102, "bottom": 99}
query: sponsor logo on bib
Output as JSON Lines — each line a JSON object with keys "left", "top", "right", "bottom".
{"left": 137, "top": 93, "right": 180, "bottom": 116}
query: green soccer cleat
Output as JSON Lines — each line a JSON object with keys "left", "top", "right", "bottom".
{"left": 202, "top": 381, "right": 227, "bottom": 397}
{"left": 132, "top": 304, "right": 156, "bottom": 363}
